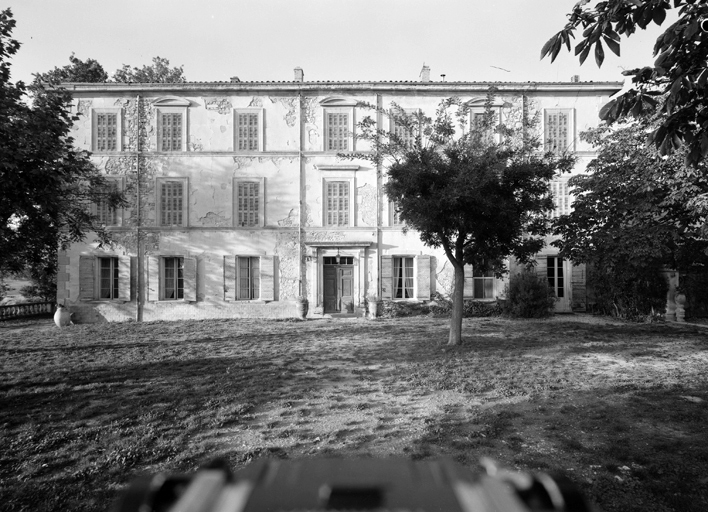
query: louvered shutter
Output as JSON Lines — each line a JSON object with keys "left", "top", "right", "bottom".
{"left": 535, "top": 256, "right": 547, "bottom": 281}
{"left": 118, "top": 256, "right": 131, "bottom": 301}
{"left": 464, "top": 265, "right": 474, "bottom": 298}
{"left": 416, "top": 255, "right": 431, "bottom": 300}
{"left": 183, "top": 257, "right": 197, "bottom": 302}
{"left": 380, "top": 256, "right": 393, "bottom": 300}
{"left": 224, "top": 256, "right": 236, "bottom": 301}
{"left": 147, "top": 257, "right": 159, "bottom": 302}
{"left": 260, "top": 256, "right": 275, "bottom": 301}
{"left": 79, "top": 256, "right": 95, "bottom": 300}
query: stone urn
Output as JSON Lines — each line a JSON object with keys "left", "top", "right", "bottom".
{"left": 54, "top": 305, "right": 73, "bottom": 328}
{"left": 675, "top": 291, "right": 687, "bottom": 322}
{"left": 368, "top": 297, "right": 380, "bottom": 319}
{"left": 295, "top": 296, "right": 308, "bottom": 320}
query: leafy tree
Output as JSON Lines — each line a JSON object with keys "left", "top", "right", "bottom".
{"left": 542, "top": 0, "right": 708, "bottom": 166}
{"left": 552, "top": 111, "right": 708, "bottom": 318}
{"left": 353, "top": 94, "right": 572, "bottom": 345}
{"left": 33, "top": 53, "right": 108, "bottom": 86}
{"left": 113, "top": 56, "right": 186, "bottom": 83}
{"left": 0, "top": 9, "right": 125, "bottom": 279}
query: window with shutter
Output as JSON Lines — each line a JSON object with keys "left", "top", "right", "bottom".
{"left": 160, "top": 113, "right": 183, "bottom": 151}
{"left": 393, "top": 257, "right": 415, "bottom": 299}
{"left": 237, "top": 182, "right": 259, "bottom": 227}
{"left": 544, "top": 109, "right": 572, "bottom": 154}
{"left": 237, "top": 113, "right": 259, "bottom": 151}
{"left": 162, "top": 257, "right": 184, "bottom": 300}
{"left": 237, "top": 256, "right": 260, "bottom": 300}
{"left": 92, "top": 109, "right": 122, "bottom": 152}
{"left": 95, "top": 179, "right": 120, "bottom": 226}
{"left": 326, "top": 112, "right": 349, "bottom": 151}
{"left": 159, "top": 180, "right": 186, "bottom": 226}
{"left": 99, "top": 257, "right": 119, "bottom": 299}
{"left": 549, "top": 178, "right": 571, "bottom": 218}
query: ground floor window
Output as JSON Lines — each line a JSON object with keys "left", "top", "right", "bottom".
{"left": 473, "top": 269, "right": 494, "bottom": 299}
{"left": 98, "top": 257, "right": 119, "bottom": 299}
{"left": 393, "top": 256, "right": 414, "bottom": 299}
{"left": 237, "top": 256, "right": 260, "bottom": 300}
{"left": 547, "top": 256, "right": 564, "bottom": 298}
{"left": 162, "top": 257, "right": 184, "bottom": 300}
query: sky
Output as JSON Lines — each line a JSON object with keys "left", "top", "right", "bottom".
{"left": 7, "top": 0, "right": 674, "bottom": 86}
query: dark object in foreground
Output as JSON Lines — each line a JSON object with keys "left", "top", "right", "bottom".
{"left": 113, "top": 457, "right": 596, "bottom": 512}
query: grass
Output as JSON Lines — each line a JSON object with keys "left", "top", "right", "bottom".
{"left": 1, "top": 315, "right": 707, "bottom": 511}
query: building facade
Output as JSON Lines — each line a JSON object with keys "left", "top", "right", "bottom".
{"left": 57, "top": 68, "right": 622, "bottom": 322}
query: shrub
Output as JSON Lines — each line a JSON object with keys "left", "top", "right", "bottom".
{"left": 505, "top": 270, "right": 556, "bottom": 318}
{"left": 588, "top": 264, "right": 667, "bottom": 322}
{"left": 682, "top": 272, "right": 708, "bottom": 319}
{"left": 379, "top": 300, "right": 430, "bottom": 318}
{"left": 429, "top": 292, "right": 502, "bottom": 318}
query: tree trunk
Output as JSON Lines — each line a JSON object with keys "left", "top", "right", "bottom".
{"left": 448, "top": 264, "right": 465, "bottom": 345}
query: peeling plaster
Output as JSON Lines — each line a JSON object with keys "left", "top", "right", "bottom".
{"left": 204, "top": 97, "right": 232, "bottom": 115}
{"left": 248, "top": 96, "right": 263, "bottom": 108}
{"left": 271, "top": 97, "right": 298, "bottom": 127}
{"left": 305, "top": 231, "right": 345, "bottom": 243}
{"left": 189, "top": 136, "right": 203, "bottom": 152}
{"left": 232, "top": 157, "right": 253, "bottom": 171}
{"left": 199, "top": 212, "right": 230, "bottom": 227}
{"left": 115, "top": 98, "right": 155, "bottom": 151}
{"left": 77, "top": 100, "right": 92, "bottom": 116}
{"left": 303, "top": 97, "right": 317, "bottom": 124}
{"left": 436, "top": 259, "right": 454, "bottom": 297}
{"left": 277, "top": 209, "right": 299, "bottom": 227}
{"left": 275, "top": 231, "right": 299, "bottom": 300}
{"left": 105, "top": 156, "right": 134, "bottom": 176}
{"left": 308, "top": 128, "right": 319, "bottom": 146}
{"left": 110, "top": 232, "right": 161, "bottom": 253}
{"left": 357, "top": 183, "right": 377, "bottom": 227}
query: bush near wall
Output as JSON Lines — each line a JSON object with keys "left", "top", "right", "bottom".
{"left": 682, "top": 271, "right": 708, "bottom": 319}
{"left": 504, "top": 270, "right": 556, "bottom": 318}
{"left": 587, "top": 264, "right": 667, "bottom": 322}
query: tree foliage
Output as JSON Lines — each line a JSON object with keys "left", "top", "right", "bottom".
{"left": 542, "top": 0, "right": 708, "bottom": 166}
{"left": 113, "top": 56, "right": 186, "bottom": 83}
{"left": 0, "top": 9, "right": 125, "bottom": 277}
{"left": 352, "top": 92, "right": 572, "bottom": 344}
{"left": 33, "top": 53, "right": 108, "bottom": 86}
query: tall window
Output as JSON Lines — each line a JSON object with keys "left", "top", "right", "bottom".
{"left": 550, "top": 179, "right": 571, "bottom": 218}
{"left": 160, "top": 113, "right": 183, "bottom": 151}
{"left": 472, "top": 112, "right": 495, "bottom": 144}
{"left": 390, "top": 201, "right": 403, "bottom": 226}
{"left": 237, "top": 112, "right": 260, "bottom": 151}
{"left": 326, "top": 113, "right": 349, "bottom": 151}
{"left": 95, "top": 113, "right": 118, "bottom": 151}
{"left": 391, "top": 116, "right": 416, "bottom": 148}
{"left": 95, "top": 180, "right": 119, "bottom": 226}
{"left": 163, "top": 257, "right": 184, "bottom": 300}
{"left": 545, "top": 109, "right": 571, "bottom": 154}
{"left": 547, "top": 256, "right": 564, "bottom": 298}
{"left": 393, "top": 257, "right": 414, "bottom": 299}
{"left": 99, "top": 257, "right": 119, "bottom": 299}
{"left": 160, "top": 180, "right": 184, "bottom": 226}
{"left": 237, "top": 182, "right": 259, "bottom": 227}
{"left": 473, "top": 269, "right": 494, "bottom": 299}
{"left": 326, "top": 181, "right": 349, "bottom": 226}
{"left": 237, "top": 256, "right": 260, "bottom": 300}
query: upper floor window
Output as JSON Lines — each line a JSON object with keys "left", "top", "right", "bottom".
{"left": 550, "top": 178, "right": 571, "bottom": 218}
{"left": 544, "top": 108, "right": 574, "bottom": 154}
{"left": 154, "top": 97, "right": 189, "bottom": 152}
{"left": 235, "top": 109, "right": 263, "bottom": 152}
{"left": 390, "top": 201, "right": 403, "bottom": 226}
{"left": 158, "top": 178, "right": 188, "bottom": 227}
{"left": 321, "top": 97, "right": 356, "bottom": 152}
{"left": 390, "top": 110, "right": 417, "bottom": 148}
{"left": 93, "top": 178, "right": 122, "bottom": 226}
{"left": 92, "top": 108, "right": 122, "bottom": 152}
{"left": 325, "top": 180, "right": 350, "bottom": 226}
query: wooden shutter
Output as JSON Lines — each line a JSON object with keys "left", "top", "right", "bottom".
{"left": 183, "top": 257, "right": 197, "bottom": 302}
{"left": 118, "top": 256, "right": 131, "bottom": 301}
{"left": 260, "top": 255, "right": 275, "bottom": 301}
{"left": 147, "top": 256, "right": 159, "bottom": 302}
{"left": 79, "top": 256, "right": 95, "bottom": 300}
{"left": 380, "top": 256, "right": 393, "bottom": 300}
{"left": 224, "top": 256, "right": 236, "bottom": 301}
{"left": 416, "top": 255, "right": 431, "bottom": 300}
{"left": 464, "top": 265, "right": 473, "bottom": 298}
{"left": 535, "top": 256, "right": 548, "bottom": 281}
{"left": 571, "top": 263, "right": 587, "bottom": 311}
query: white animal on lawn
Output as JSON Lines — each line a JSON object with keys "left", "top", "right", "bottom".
{"left": 54, "top": 304, "right": 74, "bottom": 328}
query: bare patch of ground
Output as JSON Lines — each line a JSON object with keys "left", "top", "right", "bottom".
{"left": 0, "top": 315, "right": 706, "bottom": 512}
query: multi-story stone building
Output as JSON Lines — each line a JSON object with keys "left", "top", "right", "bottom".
{"left": 57, "top": 66, "right": 622, "bottom": 322}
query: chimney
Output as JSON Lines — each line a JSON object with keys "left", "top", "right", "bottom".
{"left": 230, "top": 76, "right": 241, "bottom": 83}
{"left": 571, "top": 75, "right": 580, "bottom": 82}
{"left": 420, "top": 65, "right": 430, "bottom": 83}
{"left": 294, "top": 67, "right": 304, "bottom": 82}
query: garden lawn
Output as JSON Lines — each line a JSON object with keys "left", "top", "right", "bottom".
{"left": 1, "top": 316, "right": 707, "bottom": 512}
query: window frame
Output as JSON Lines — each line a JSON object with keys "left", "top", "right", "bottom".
{"left": 156, "top": 177, "right": 189, "bottom": 227}
{"left": 469, "top": 107, "right": 501, "bottom": 144}
{"left": 92, "top": 177, "right": 124, "bottom": 227}
{"left": 91, "top": 108, "right": 123, "bottom": 152}
{"left": 323, "top": 107, "right": 355, "bottom": 152}
{"left": 549, "top": 177, "right": 572, "bottom": 218}
{"left": 156, "top": 106, "right": 188, "bottom": 152}
{"left": 389, "top": 200, "right": 403, "bottom": 227}
{"left": 236, "top": 256, "right": 261, "bottom": 300}
{"left": 544, "top": 108, "right": 575, "bottom": 154}
{"left": 97, "top": 256, "right": 120, "bottom": 300}
{"left": 389, "top": 108, "right": 419, "bottom": 148}
{"left": 392, "top": 256, "right": 416, "bottom": 300}
{"left": 233, "top": 177, "right": 265, "bottom": 227}
{"left": 160, "top": 256, "right": 185, "bottom": 301}
{"left": 234, "top": 108, "right": 264, "bottom": 152}
{"left": 322, "top": 177, "right": 354, "bottom": 227}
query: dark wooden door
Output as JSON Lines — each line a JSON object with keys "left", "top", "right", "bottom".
{"left": 338, "top": 267, "right": 354, "bottom": 313}
{"left": 324, "top": 266, "right": 337, "bottom": 313}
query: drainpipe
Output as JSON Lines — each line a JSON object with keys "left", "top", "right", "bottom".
{"left": 136, "top": 95, "right": 143, "bottom": 322}
{"left": 298, "top": 89, "right": 304, "bottom": 298}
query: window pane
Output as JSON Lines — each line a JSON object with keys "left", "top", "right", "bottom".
{"left": 161, "top": 181, "right": 183, "bottom": 226}
{"left": 326, "top": 181, "right": 349, "bottom": 226}
{"left": 161, "top": 113, "right": 182, "bottom": 151}
{"left": 327, "top": 113, "right": 349, "bottom": 151}
{"left": 99, "top": 257, "right": 118, "bottom": 299}
{"left": 96, "top": 113, "right": 118, "bottom": 151}
{"left": 237, "top": 182, "right": 259, "bottom": 226}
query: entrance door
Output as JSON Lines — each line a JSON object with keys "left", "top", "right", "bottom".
{"left": 547, "top": 256, "right": 571, "bottom": 312}
{"left": 323, "top": 263, "right": 354, "bottom": 313}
